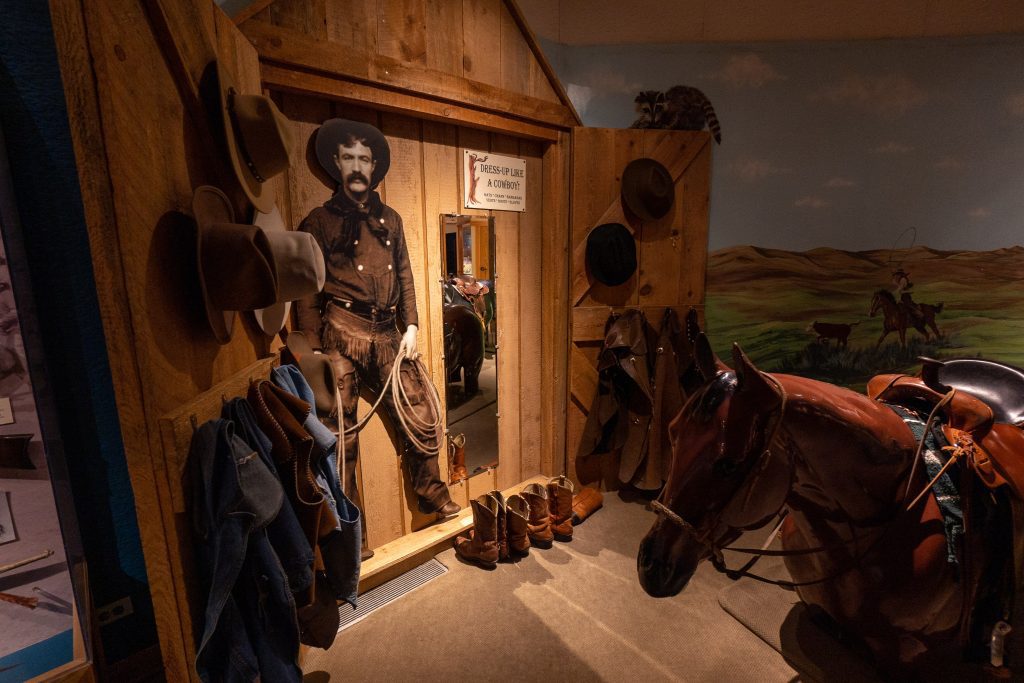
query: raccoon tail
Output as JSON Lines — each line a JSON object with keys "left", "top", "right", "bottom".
{"left": 702, "top": 96, "right": 722, "bottom": 144}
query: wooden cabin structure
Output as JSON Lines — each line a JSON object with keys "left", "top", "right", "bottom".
{"left": 46, "top": 0, "right": 710, "bottom": 677}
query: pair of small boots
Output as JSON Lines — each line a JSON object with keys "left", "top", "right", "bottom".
{"left": 455, "top": 476, "right": 574, "bottom": 568}
{"left": 454, "top": 491, "right": 530, "bottom": 568}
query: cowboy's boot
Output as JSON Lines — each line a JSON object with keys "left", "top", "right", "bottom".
{"left": 454, "top": 494, "right": 500, "bottom": 568}
{"left": 521, "top": 483, "right": 553, "bottom": 549}
{"left": 547, "top": 475, "right": 574, "bottom": 542}
{"left": 490, "top": 491, "right": 510, "bottom": 561}
{"left": 448, "top": 433, "right": 468, "bottom": 484}
{"left": 506, "top": 494, "right": 531, "bottom": 556}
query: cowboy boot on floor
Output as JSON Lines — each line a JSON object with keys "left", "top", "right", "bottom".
{"left": 490, "top": 491, "right": 510, "bottom": 561}
{"left": 506, "top": 494, "right": 531, "bottom": 557}
{"left": 547, "top": 475, "right": 574, "bottom": 542}
{"left": 521, "top": 483, "right": 553, "bottom": 549}
{"left": 448, "top": 433, "right": 468, "bottom": 484}
{"left": 454, "top": 493, "right": 501, "bottom": 568}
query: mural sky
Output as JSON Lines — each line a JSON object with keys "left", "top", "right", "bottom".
{"left": 545, "top": 36, "right": 1024, "bottom": 252}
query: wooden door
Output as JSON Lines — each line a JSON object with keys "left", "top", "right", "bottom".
{"left": 566, "top": 128, "right": 712, "bottom": 489}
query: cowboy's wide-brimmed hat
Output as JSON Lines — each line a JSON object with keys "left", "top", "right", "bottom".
{"left": 215, "top": 61, "right": 294, "bottom": 214}
{"left": 315, "top": 119, "right": 391, "bottom": 188}
{"left": 252, "top": 205, "right": 326, "bottom": 337}
{"left": 193, "top": 186, "right": 278, "bottom": 344}
{"left": 283, "top": 332, "right": 337, "bottom": 416}
{"left": 586, "top": 222, "right": 637, "bottom": 287}
{"left": 621, "top": 158, "right": 674, "bottom": 222}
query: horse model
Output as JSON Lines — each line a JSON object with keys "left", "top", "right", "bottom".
{"left": 637, "top": 335, "right": 1024, "bottom": 677}
{"left": 871, "top": 289, "right": 930, "bottom": 348}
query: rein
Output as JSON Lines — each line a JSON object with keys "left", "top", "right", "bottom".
{"left": 651, "top": 372, "right": 960, "bottom": 589}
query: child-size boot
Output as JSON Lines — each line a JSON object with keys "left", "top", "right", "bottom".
{"left": 521, "top": 483, "right": 553, "bottom": 548}
{"left": 454, "top": 493, "right": 500, "bottom": 567}
{"left": 505, "top": 494, "right": 531, "bottom": 556}
{"left": 547, "top": 475, "right": 574, "bottom": 542}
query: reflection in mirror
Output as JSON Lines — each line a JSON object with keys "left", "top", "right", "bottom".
{"left": 441, "top": 214, "right": 498, "bottom": 481}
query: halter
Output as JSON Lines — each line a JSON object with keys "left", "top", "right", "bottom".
{"left": 650, "top": 372, "right": 958, "bottom": 589}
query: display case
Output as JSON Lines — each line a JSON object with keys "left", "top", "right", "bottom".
{"left": 0, "top": 129, "right": 93, "bottom": 682}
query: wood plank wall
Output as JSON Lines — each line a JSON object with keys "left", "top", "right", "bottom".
{"left": 55, "top": 0, "right": 572, "bottom": 676}
{"left": 567, "top": 128, "right": 712, "bottom": 489}
{"left": 276, "top": 94, "right": 558, "bottom": 546}
{"left": 251, "top": 0, "right": 562, "bottom": 106}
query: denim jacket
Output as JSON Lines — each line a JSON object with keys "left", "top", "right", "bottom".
{"left": 272, "top": 364, "right": 361, "bottom": 606}
{"left": 189, "top": 419, "right": 302, "bottom": 683}
{"left": 223, "top": 398, "right": 314, "bottom": 595}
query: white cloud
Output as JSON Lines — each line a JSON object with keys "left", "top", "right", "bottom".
{"left": 565, "top": 83, "right": 594, "bottom": 118}
{"left": 870, "top": 141, "right": 914, "bottom": 155}
{"left": 934, "top": 156, "right": 963, "bottom": 171}
{"left": 727, "top": 158, "right": 790, "bottom": 182}
{"left": 811, "top": 73, "right": 928, "bottom": 117}
{"left": 969, "top": 207, "right": 991, "bottom": 218}
{"left": 1008, "top": 93, "right": 1024, "bottom": 116}
{"left": 824, "top": 177, "right": 857, "bottom": 188}
{"left": 708, "top": 53, "right": 784, "bottom": 88}
{"left": 794, "top": 196, "right": 830, "bottom": 209}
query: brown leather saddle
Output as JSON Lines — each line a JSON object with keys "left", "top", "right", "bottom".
{"left": 869, "top": 361, "right": 1024, "bottom": 658}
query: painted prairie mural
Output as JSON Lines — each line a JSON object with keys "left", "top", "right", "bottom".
{"left": 545, "top": 36, "right": 1024, "bottom": 387}
{"left": 706, "top": 244, "right": 1024, "bottom": 389}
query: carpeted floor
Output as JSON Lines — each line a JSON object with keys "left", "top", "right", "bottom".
{"left": 302, "top": 494, "right": 805, "bottom": 682}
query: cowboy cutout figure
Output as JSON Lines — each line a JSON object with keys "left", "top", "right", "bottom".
{"left": 297, "top": 119, "right": 460, "bottom": 522}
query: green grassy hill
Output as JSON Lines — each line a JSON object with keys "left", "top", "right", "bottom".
{"left": 706, "top": 245, "right": 1024, "bottom": 389}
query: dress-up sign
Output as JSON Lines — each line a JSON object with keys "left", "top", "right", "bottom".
{"left": 463, "top": 150, "right": 526, "bottom": 212}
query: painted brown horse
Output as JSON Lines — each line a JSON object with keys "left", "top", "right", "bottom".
{"left": 636, "top": 339, "right": 1020, "bottom": 674}
{"left": 871, "top": 289, "right": 930, "bottom": 348}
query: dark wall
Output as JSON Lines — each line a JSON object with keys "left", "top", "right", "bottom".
{"left": 0, "top": 1, "right": 158, "bottom": 668}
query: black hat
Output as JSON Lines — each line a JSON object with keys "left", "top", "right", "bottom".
{"left": 586, "top": 223, "right": 637, "bottom": 286}
{"left": 315, "top": 119, "right": 391, "bottom": 188}
{"left": 621, "top": 158, "right": 674, "bottom": 221}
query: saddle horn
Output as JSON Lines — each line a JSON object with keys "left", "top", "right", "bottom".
{"left": 918, "top": 356, "right": 951, "bottom": 393}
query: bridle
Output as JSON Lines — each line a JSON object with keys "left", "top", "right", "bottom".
{"left": 650, "top": 372, "right": 959, "bottom": 589}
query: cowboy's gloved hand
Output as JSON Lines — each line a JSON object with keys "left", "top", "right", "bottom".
{"left": 400, "top": 324, "right": 419, "bottom": 360}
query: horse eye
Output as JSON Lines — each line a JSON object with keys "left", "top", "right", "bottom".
{"left": 713, "top": 458, "right": 738, "bottom": 478}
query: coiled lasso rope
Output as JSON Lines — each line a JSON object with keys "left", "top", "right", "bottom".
{"left": 335, "top": 347, "right": 444, "bottom": 459}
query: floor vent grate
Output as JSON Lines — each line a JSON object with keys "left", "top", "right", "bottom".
{"left": 337, "top": 558, "right": 448, "bottom": 632}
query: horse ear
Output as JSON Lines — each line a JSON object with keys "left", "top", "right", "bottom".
{"left": 695, "top": 333, "right": 719, "bottom": 381}
{"left": 732, "top": 344, "right": 780, "bottom": 402}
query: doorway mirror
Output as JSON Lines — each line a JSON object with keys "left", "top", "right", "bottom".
{"left": 440, "top": 214, "right": 497, "bottom": 476}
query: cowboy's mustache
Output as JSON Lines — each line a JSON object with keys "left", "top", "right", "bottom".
{"left": 346, "top": 171, "right": 370, "bottom": 185}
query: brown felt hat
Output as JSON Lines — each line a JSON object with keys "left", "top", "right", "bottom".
{"left": 252, "top": 205, "right": 326, "bottom": 337}
{"left": 315, "top": 119, "right": 391, "bottom": 188}
{"left": 216, "top": 61, "right": 294, "bottom": 214}
{"left": 621, "top": 158, "right": 674, "bottom": 221}
{"left": 193, "top": 186, "right": 278, "bottom": 344}
{"left": 283, "top": 332, "right": 337, "bottom": 416}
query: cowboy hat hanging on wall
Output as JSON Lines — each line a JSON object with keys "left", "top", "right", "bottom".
{"left": 213, "top": 60, "right": 295, "bottom": 213}
{"left": 252, "top": 205, "right": 326, "bottom": 337}
{"left": 586, "top": 222, "right": 638, "bottom": 287}
{"left": 193, "top": 186, "right": 324, "bottom": 344}
{"left": 621, "top": 157, "right": 674, "bottom": 222}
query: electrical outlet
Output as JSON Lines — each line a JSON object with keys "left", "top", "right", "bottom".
{"left": 96, "top": 596, "right": 133, "bottom": 625}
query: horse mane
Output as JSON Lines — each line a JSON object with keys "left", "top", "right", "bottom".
{"left": 873, "top": 288, "right": 896, "bottom": 303}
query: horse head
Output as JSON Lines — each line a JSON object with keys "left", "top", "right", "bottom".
{"left": 638, "top": 343, "right": 792, "bottom": 598}
{"left": 870, "top": 289, "right": 895, "bottom": 318}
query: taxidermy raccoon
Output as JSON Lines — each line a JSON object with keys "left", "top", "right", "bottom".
{"left": 630, "top": 86, "right": 722, "bottom": 143}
